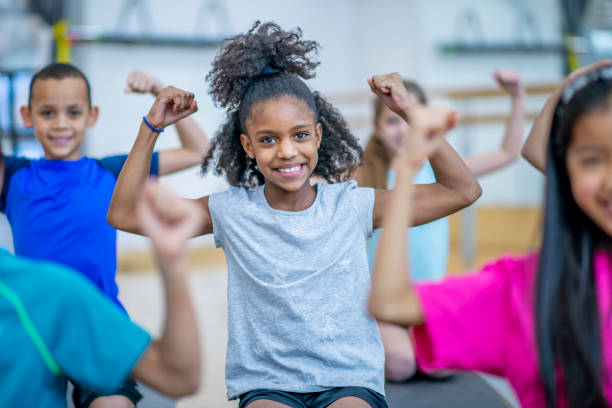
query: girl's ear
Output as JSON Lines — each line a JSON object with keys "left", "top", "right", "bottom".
{"left": 240, "top": 133, "right": 255, "bottom": 159}
{"left": 315, "top": 122, "right": 322, "bottom": 149}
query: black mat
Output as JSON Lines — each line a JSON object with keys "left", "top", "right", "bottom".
{"left": 66, "top": 383, "right": 176, "bottom": 408}
{"left": 385, "top": 372, "right": 511, "bottom": 408}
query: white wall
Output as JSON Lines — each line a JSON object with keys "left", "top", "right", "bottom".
{"left": 348, "top": 0, "right": 562, "bottom": 206}
{"left": 0, "top": 0, "right": 565, "bottom": 251}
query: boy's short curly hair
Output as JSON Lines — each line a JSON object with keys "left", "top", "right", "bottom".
{"left": 202, "top": 21, "right": 362, "bottom": 187}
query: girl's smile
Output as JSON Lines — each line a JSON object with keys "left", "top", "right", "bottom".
{"left": 274, "top": 163, "right": 308, "bottom": 178}
{"left": 240, "top": 95, "right": 322, "bottom": 208}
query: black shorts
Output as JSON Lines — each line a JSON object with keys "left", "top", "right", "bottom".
{"left": 239, "top": 387, "right": 387, "bottom": 408}
{"left": 72, "top": 379, "right": 142, "bottom": 408}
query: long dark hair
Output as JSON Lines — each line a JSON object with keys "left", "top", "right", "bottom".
{"left": 202, "top": 21, "right": 362, "bottom": 187}
{"left": 536, "top": 74, "right": 612, "bottom": 408}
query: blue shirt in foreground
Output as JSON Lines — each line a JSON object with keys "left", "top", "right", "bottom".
{"left": 0, "top": 247, "right": 151, "bottom": 407}
{"left": 0, "top": 154, "right": 159, "bottom": 311}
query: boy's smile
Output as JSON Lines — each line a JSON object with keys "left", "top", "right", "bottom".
{"left": 20, "top": 77, "right": 98, "bottom": 161}
{"left": 241, "top": 95, "right": 322, "bottom": 208}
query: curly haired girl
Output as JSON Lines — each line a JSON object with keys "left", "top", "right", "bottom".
{"left": 108, "top": 21, "right": 481, "bottom": 408}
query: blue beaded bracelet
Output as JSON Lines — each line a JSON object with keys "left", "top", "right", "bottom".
{"left": 142, "top": 116, "right": 164, "bottom": 133}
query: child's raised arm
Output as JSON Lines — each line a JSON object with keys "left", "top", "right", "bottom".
{"left": 368, "top": 73, "right": 482, "bottom": 229}
{"left": 522, "top": 59, "right": 612, "bottom": 172}
{"left": 125, "top": 70, "right": 210, "bottom": 174}
{"left": 368, "top": 103, "right": 457, "bottom": 326}
{"left": 107, "top": 86, "right": 213, "bottom": 236}
{"left": 464, "top": 69, "right": 525, "bottom": 176}
{"left": 130, "top": 181, "right": 202, "bottom": 396}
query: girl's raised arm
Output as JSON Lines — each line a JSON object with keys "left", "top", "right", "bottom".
{"left": 368, "top": 103, "right": 458, "bottom": 326}
{"left": 464, "top": 69, "right": 525, "bottom": 176}
{"left": 522, "top": 59, "right": 612, "bottom": 172}
{"left": 368, "top": 73, "right": 481, "bottom": 229}
{"left": 107, "top": 86, "right": 213, "bottom": 236}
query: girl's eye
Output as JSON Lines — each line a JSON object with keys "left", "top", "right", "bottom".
{"left": 41, "top": 110, "right": 53, "bottom": 117}
{"left": 581, "top": 156, "right": 603, "bottom": 166}
{"left": 69, "top": 110, "right": 82, "bottom": 117}
{"left": 260, "top": 136, "right": 276, "bottom": 144}
{"left": 386, "top": 117, "right": 400, "bottom": 126}
{"left": 295, "top": 132, "right": 309, "bottom": 140}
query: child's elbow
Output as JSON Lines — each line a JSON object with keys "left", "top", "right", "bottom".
{"left": 520, "top": 144, "right": 539, "bottom": 167}
{"left": 463, "top": 179, "right": 482, "bottom": 206}
{"left": 106, "top": 208, "right": 122, "bottom": 229}
{"left": 521, "top": 146, "right": 545, "bottom": 173}
{"left": 159, "top": 364, "right": 201, "bottom": 398}
{"left": 368, "top": 295, "right": 401, "bottom": 325}
{"left": 502, "top": 146, "right": 521, "bottom": 164}
{"left": 368, "top": 291, "right": 423, "bottom": 327}
{"left": 368, "top": 298, "right": 389, "bottom": 322}
{"left": 520, "top": 145, "right": 531, "bottom": 163}
{"left": 173, "top": 368, "right": 201, "bottom": 397}
{"left": 106, "top": 207, "right": 136, "bottom": 233}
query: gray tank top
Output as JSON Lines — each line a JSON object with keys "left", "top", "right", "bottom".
{"left": 208, "top": 181, "right": 385, "bottom": 399}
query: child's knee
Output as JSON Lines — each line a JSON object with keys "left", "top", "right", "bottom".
{"left": 384, "top": 348, "right": 417, "bottom": 382}
{"left": 89, "top": 395, "right": 135, "bottom": 408}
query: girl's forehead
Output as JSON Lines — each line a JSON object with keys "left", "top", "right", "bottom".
{"left": 247, "top": 96, "right": 316, "bottom": 128}
{"left": 571, "top": 104, "right": 612, "bottom": 146}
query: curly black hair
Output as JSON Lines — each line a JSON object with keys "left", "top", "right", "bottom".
{"left": 202, "top": 21, "right": 363, "bottom": 188}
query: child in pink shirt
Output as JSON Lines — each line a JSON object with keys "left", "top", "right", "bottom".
{"left": 413, "top": 252, "right": 612, "bottom": 407}
{"left": 367, "top": 60, "right": 612, "bottom": 408}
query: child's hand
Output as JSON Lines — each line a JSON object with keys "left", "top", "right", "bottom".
{"left": 397, "top": 105, "right": 458, "bottom": 171}
{"left": 145, "top": 86, "right": 198, "bottom": 130}
{"left": 137, "top": 180, "right": 202, "bottom": 261}
{"left": 493, "top": 69, "right": 524, "bottom": 98}
{"left": 368, "top": 73, "right": 416, "bottom": 120}
{"left": 125, "top": 69, "right": 164, "bottom": 96}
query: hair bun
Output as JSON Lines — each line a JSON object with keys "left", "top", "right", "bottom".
{"left": 207, "top": 21, "right": 320, "bottom": 110}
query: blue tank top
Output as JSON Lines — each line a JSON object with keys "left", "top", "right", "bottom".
{"left": 366, "top": 162, "right": 449, "bottom": 281}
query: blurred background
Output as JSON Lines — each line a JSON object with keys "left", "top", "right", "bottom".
{"left": 1, "top": 0, "right": 610, "bottom": 406}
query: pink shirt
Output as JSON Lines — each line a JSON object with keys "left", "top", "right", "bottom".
{"left": 413, "top": 253, "right": 612, "bottom": 408}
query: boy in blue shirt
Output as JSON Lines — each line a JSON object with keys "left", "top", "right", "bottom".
{"left": 0, "top": 140, "right": 203, "bottom": 407}
{"left": 1, "top": 63, "right": 207, "bottom": 407}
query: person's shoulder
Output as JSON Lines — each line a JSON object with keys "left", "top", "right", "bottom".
{"left": 211, "top": 185, "right": 256, "bottom": 203}
{"left": 484, "top": 252, "right": 538, "bottom": 272}
{"left": 208, "top": 185, "right": 256, "bottom": 221}
{"left": 3, "top": 155, "right": 32, "bottom": 177}
{"left": 7, "top": 250, "right": 101, "bottom": 291}
{"left": 317, "top": 180, "right": 361, "bottom": 194}
{"left": 93, "top": 154, "right": 128, "bottom": 177}
{"left": 0, "top": 250, "right": 90, "bottom": 302}
{"left": 479, "top": 252, "right": 539, "bottom": 288}
{"left": 321, "top": 180, "right": 374, "bottom": 202}
{"left": 94, "top": 153, "right": 159, "bottom": 179}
